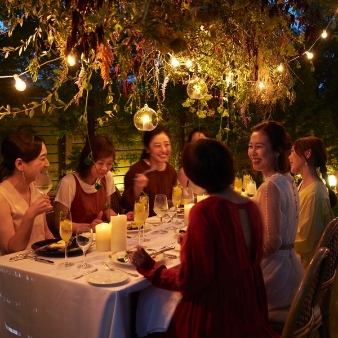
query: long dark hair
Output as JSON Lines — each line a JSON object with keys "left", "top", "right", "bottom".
{"left": 0, "top": 130, "right": 43, "bottom": 181}
{"left": 252, "top": 121, "right": 292, "bottom": 173}
{"left": 140, "top": 126, "right": 171, "bottom": 160}
{"left": 77, "top": 135, "right": 115, "bottom": 178}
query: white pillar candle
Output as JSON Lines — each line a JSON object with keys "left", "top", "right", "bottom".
{"left": 95, "top": 223, "right": 111, "bottom": 252}
{"left": 184, "top": 203, "right": 195, "bottom": 226}
{"left": 196, "top": 195, "right": 208, "bottom": 203}
{"left": 111, "top": 215, "right": 127, "bottom": 253}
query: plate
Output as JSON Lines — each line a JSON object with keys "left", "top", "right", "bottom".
{"left": 127, "top": 222, "right": 152, "bottom": 234}
{"left": 86, "top": 270, "right": 128, "bottom": 286}
{"left": 31, "top": 238, "right": 83, "bottom": 257}
{"left": 110, "top": 249, "right": 165, "bottom": 268}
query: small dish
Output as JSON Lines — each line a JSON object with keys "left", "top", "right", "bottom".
{"left": 127, "top": 222, "right": 152, "bottom": 233}
{"left": 86, "top": 270, "right": 128, "bottom": 286}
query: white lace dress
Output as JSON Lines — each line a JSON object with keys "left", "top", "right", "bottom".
{"left": 254, "top": 173, "right": 304, "bottom": 310}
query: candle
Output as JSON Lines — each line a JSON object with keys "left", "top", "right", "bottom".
{"left": 196, "top": 195, "right": 208, "bottom": 203}
{"left": 111, "top": 215, "right": 127, "bottom": 253}
{"left": 95, "top": 223, "right": 111, "bottom": 252}
{"left": 184, "top": 203, "right": 195, "bottom": 226}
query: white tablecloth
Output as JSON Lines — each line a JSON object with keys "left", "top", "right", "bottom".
{"left": 0, "top": 219, "right": 183, "bottom": 338}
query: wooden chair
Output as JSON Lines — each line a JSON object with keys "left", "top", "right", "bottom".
{"left": 269, "top": 247, "right": 330, "bottom": 338}
{"left": 110, "top": 186, "right": 124, "bottom": 215}
{"left": 311, "top": 217, "right": 338, "bottom": 338}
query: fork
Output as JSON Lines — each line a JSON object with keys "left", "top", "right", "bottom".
{"left": 101, "top": 261, "right": 139, "bottom": 277}
{"left": 133, "top": 167, "right": 156, "bottom": 180}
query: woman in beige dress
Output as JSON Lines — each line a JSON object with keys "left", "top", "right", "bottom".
{"left": 0, "top": 130, "right": 54, "bottom": 255}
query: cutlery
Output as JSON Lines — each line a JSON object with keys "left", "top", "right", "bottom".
{"left": 150, "top": 245, "right": 175, "bottom": 258}
{"left": 73, "top": 268, "right": 98, "bottom": 280}
{"left": 133, "top": 167, "right": 156, "bottom": 180}
{"left": 101, "top": 261, "right": 139, "bottom": 277}
{"left": 10, "top": 253, "right": 55, "bottom": 264}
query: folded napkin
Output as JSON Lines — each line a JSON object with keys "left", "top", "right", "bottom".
{"left": 145, "top": 216, "right": 161, "bottom": 224}
{"left": 136, "top": 285, "right": 182, "bottom": 337}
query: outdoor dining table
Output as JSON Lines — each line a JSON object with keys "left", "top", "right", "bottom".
{"left": 0, "top": 218, "right": 182, "bottom": 338}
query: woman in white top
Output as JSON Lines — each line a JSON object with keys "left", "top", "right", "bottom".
{"left": 248, "top": 121, "right": 304, "bottom": 310}
{"left": 0, "top": 131, "right": 54, "bottom": 255}
{"left": 54, "top": 136, "right": 121, "bottom": 234}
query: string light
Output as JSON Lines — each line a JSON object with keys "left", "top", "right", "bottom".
{"left": 305, "top": 51, "right": 314, "bottom": 59}
{"left": 171, "top": 57, "right": 179, "bottom": 67}
{"left": 277, "top": 64, "right": 284, "bottom": 72}
{"left": 321, "top": 30, "right": 328, "bottom": 39}
{"left": 0, "top": 74, "right": 26, "bottom": 91}
{"left": 67, "top": 54, "right": 76, "bottom": 66}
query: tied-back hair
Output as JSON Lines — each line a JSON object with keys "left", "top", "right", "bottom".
{"left": 294, "top": 136, "right": 337, "bottom": 208}
{"left": 182, "top": 138, "right": 235, "bottom": 194}
{"left": 140, "top": 126, "right": 171, "bottom": 160}
{"left": 0, "top": 130, "right": 43, "bottom": 182}
{"left": 252, "top": 120, "right": 292, "bottom": 173}
{"left": 77, "top": 135, "right": 115, "bottom": 178}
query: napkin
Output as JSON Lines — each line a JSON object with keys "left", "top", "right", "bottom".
{"left": 136, "top": 286, "right": 182, "bottom": 337}
{"left": 145, "top": 216, "right": 161, "bottom": 224}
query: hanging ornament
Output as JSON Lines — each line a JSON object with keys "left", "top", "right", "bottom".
{"left": 187, "top": 77, "right": 207, "bottom": 100}
{"left": 133, "top": 104, "right": 158, "bottom": 131}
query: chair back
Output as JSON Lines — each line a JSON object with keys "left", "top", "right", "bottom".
{"left": 281, "top": 247, "right": 330, "bottom": 338}
{"left": 316, "top": 217, "right": 338, "bottom": 288}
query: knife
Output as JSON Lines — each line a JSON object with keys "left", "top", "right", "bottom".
{"left": 73, "top": 268, "right": 98, "bottom": 280}
{"left": 151, "top": 245, "right": 175, "bottom": 258}
{"left": 26, "top": 256, "right": 55, "bottom": 264}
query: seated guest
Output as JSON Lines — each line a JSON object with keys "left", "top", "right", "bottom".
{"left": 121, "top": 126, "right": 177, "bottom": 217}
{"left": 177, "top": 126, "right": 212, "bottom": 195}
{"left": 54, "top": 135, "right": 130, "bottom": 234}
{"left": 131, "top": 138, "right": 278, "bottom": 337}
{"left": 289, "top": 136, "right": 335, "bottom": 268}
{"left": 0, "top": 130, "right": 54, "bottom": 255}
{"left": 248, "top": 121, "right": 304, "bottom": 311}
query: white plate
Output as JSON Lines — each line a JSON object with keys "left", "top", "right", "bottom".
{"left": 86, "top": 270, "right": 128, "bottom": 286}
{"left": 127, "top": 223, "right": 152, "bottom": 234}
{"left": 110, "top": 249, "right": 165, "bottom": 268}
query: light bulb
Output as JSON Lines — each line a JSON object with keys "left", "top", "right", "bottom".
{"left": 185, "top": 59, "right": 193, "bottom": 68}
{"left": 277, "top": 64, "right": 284, "bottom": 72}
{"left": 329, "top": 175, "right": 337, "bottom": 187}
{"left": 13, "top": 74, "right": 26, "bottom": 91}
{"left": 186, "top": 77, "right": 208, "bottom": 100}
{"left": 321, "top": 30, "right": 328, "bottom": 39}
{"left": 305, "top": 51, "right": 313, "bottom": 59}
{"left": 67, "top": 54, "right": 76, "bottom": 66}
{"left": 171, "top": 57, "right": 179, "bottom": 67}
{"left": 258, "top": 81, "right": 265, "bottom": 89}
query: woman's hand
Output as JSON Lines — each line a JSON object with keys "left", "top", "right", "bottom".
{"left": 130, "top": 245, "right": 150, "bottom": 268}
{"left": 90, "top": 211, "right": 103, "bottom": 231}
{"left": 134, "top": 174, "right": 149, "bottom": 189}
{"left": 30, "top": 195, "right": 53, "bottom": 216}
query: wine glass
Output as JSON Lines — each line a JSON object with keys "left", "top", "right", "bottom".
{"left": 246, "top": 179, "right": 257, "bottom": 198}
{"left": 172, "top": 184, "right": 182, "bottom": 225}
{"left": 35, "top": 169, "right": 53, "bottom": 214}
{"left": 134, "top": 200, "right": 146, "bottom": 245}
{"left": 139, "top": 194, "right": 150, "bottom": 242}
{"left": 234, "top": 176, "right": 242, "bottom": 193}
{"left": 76, "top": 227, "right": 93, "bottom": 269}
{"left": 153, "top": 194, "right": 168, "bottom": 234}
{"left": 59, "top": 210, "right": 74, "bottom": 267}
{"left": 167, "top": 200, "right": 176, "bottom": 230}
{"left": 181, "top": 187, "right": 194, "bottom": 204}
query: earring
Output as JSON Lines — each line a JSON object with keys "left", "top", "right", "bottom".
{"left": 21, "top": 169, "right": 25, "bottom": 180}
{"left": 305, "top": 161, "right": 308, "bottom": 166}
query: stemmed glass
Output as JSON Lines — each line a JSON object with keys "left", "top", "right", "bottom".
{"left": 134, "top": 200, "right": 146, "bottom": 245}
{"left": 181, "top": 187, "right": 194, "bottom": 204}
{"left": 59, "top": 210, "right": 74, "bottom": 267}
{"left": 139, "top": 194, "right": 150, "bottom": 242}
{"left": 172, "top": 184, "right": 182, "bottom": 225}
{"left": 76, "top": 227, "right": 93, "bottom": 269}
{"left": 167, "top": 200, "right": 176, "bottom": 230}
{"left": 153, "top": 194, "right": 168, "bottom": 234}
{"left": 35, "top": 169, "right": 53, "bottom": 213}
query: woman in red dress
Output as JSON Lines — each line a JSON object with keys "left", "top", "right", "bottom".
{"left": 131, "top": 139, "right": 278, "bottom": 338}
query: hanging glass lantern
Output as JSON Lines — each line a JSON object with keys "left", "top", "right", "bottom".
{"left": 133, "top": 104, "right": 158, "bottom": 131}
{"left": 187, "top": 77, "right": 208, "bottom": 100}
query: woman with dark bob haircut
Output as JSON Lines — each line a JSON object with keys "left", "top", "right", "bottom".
{"left": 130, "top": 138, "right": 278, "bottom": 338}
{"left": 55, "top": 135, "right": 121, "bottom": 234}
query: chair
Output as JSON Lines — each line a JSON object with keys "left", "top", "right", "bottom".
{"left": 269, "top": 247, "right": 330, "bottom": 338}
{"left": 110, "top": 186, "right": 124, "bottom": 215}
{"left": 311, "top": 217, "right": 338, "bottom": 338}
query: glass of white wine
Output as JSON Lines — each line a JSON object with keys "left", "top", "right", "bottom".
{"left": 167, "top": 200, "right": 176, "bottom": 230}
{"left": 35, "top": 169, "right": 53, "bottom": 214}
{"left": 172, "top": 184, "right": 182, "bottom": 225}
{"left": 59, "top": 210, "right": 74, "bottom": 267}
{"left": 139, "top": 194, "right": 150, "bottom": 242}
{"left": 76, "top": 227, "right": 93, "bottom": 269}
{"left": 153, "top": 194, "right": 168, "bottom": 234}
